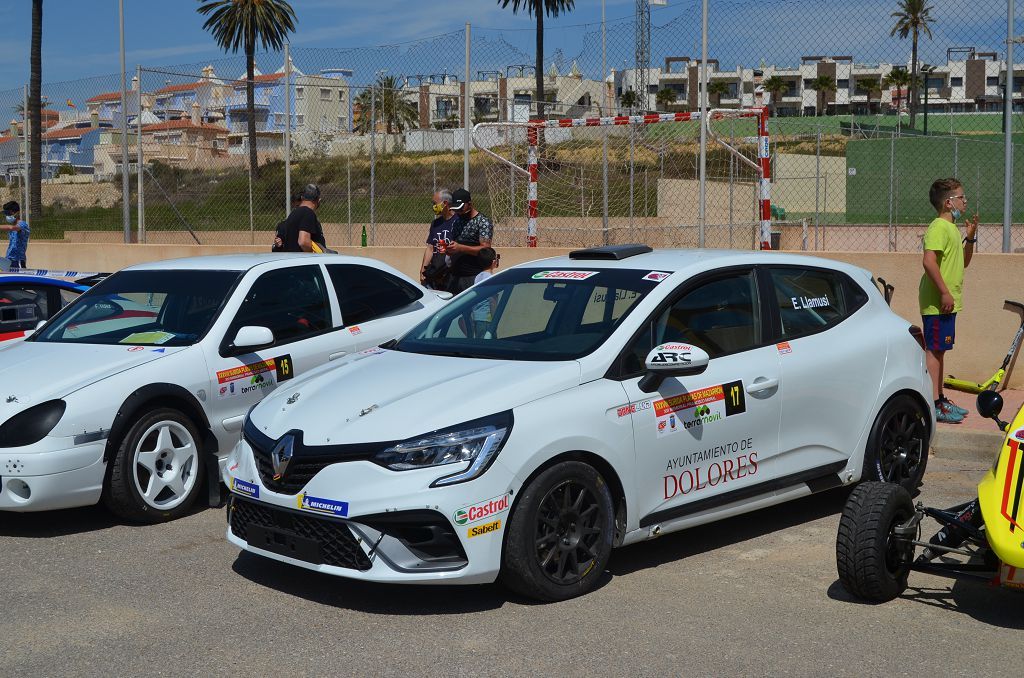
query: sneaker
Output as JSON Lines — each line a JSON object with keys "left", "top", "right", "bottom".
{"left": 935, "top": 403, "right": 964, "bottom": 424}
{"left": 939, "top": 395, "right": 969, "bottom": 417}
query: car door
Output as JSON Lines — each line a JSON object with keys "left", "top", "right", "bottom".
{"left": 325, "top": 263, "right": 431, "bottom": 350}
{"left": 616, "top": 268, "right": 783, "bottom": 529}
{"left": 0, "top": 283, "right": 52, "bottom": 341}
{"left": 763, "top": 265, "right": 877, "bottom": 471}
{"left": 203, "top": 264, "right": 351, "bottom": 435}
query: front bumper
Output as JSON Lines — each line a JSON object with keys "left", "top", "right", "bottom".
{"left": 224, "top": 439, "right": 517, "bottom": 585}
{"left": 0, "top": 439, "right": 107, "bottom": 511}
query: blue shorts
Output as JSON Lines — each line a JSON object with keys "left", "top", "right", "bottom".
{"left": 922, "top": 313, "right": 956, "bottom": 351}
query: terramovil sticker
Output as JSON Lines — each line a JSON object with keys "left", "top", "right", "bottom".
{"left": 467, "top": 519, "right": 502, "bottom": 538}
{"left": 453, "top": 494, "right": 510, "bottom": 525}
{"left": 652, "top": 380, "right": 746, "bottom": 438}
{"left": 232, "top": 478, "right": 259, "bottom": 499}
{"left": 297, "top": 493, "right": 349, "bottom": 517}
{"left": 776, "top": 341, "right": 793, "bottom": 355}
{"left": 531, "top": 270, "right": 598, "bottom": 281}
{"left": 643, "top": 271, "right": 671, "bottom": 282}
{"left": 216, "top": 355, "right": 293, "bottom": 399}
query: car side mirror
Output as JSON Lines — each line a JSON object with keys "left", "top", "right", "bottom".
{"left": 976, "top": 390, "right": 1008, "bottom": 431}
{"left": 638, "top": 343, "right": 710, "bottom": 393}
{"left": 229, "top": 326, "right": 274, "bottom": 353}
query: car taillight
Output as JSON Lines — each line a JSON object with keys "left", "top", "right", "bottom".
{"left": 909, "top": 326, "right": 925, "bottom": 350}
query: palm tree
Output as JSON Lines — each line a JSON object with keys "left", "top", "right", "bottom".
{"left": 761, "top": 75, "right": 788, "bottom": 117}
{"left": 884, "top": 67, "right": 911, "bottom": 114}
{"left": 811, "top": 75, "right": 837, "bottom": 116}
{"left": 197, "top": 0, "right": 296, "bottom": 180}
{"left": 706, "top": 80, "right": 731, "bottom": 106}
{"left": 890, "top": 0, "right": 934, "bottom": 129}
{"left": 619, "top": 89, "right": 638, "bottom": 114}
{"left": 497, "top": 0, "right": 575, "bottom": 120}
{"left": 655, "top": 87, "right": 676, "bottom": 111}
{"left": 858, "top": 78, "right": 883, "bottom": 114}
{"left": 353, "top": 76, "right": 419, "bottom": 152}
{"left": 29, "top": 0, "right": 42, "bottom": 219}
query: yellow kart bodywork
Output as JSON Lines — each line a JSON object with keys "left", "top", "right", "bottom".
{"left": 978, "top": 405, "right": 1024, "bottom": 588}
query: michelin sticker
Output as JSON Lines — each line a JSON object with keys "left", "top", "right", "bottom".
{"left": 231, "top": 478, "right": 259, "bottom": 499}
{"left": 297, "top": 493, "right": 349, "bottom": 517}
{"left": 531, "top": 270, "right": 598, "bottom": 280}
{"left": 653, "top": 380, "right": 746, "bottom": 438}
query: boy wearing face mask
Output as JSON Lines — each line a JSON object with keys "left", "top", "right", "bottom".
{"left": 919, "top": 177, "right": 978, "bottom": 424}
{"left": 1, "top": 201, "right": 29, "bottom": 270}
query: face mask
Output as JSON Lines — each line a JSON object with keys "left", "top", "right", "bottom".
{"left": 950, "top": 208, "right": 962, "bottom": 221}
{"left": 431, "top": 202, "right": 444, "bottom": 215}
{"left": 4, "top": 215, "right": 14, "bottom": 224}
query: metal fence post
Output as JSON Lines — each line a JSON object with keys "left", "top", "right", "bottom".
{"left": 1001, "top": 0, "right": 1014, "bottom": 253}
{"left": 464, "top": 23, "right": 471, "bottom": 191}
{"left": 136, "top": 64, "right": 145, "bottom": 243}
{"left": 22, "top": 85, "right": 28, "bottom": 222}
{"left": 887, "top": 132, "right": 895, "bottom": 251}
{"left": 118, "top": 0, "right": 131, "bottom": 243}
{"left": 284, "top": 42, "right": 292, "bottom": 217}
{"left": 953, "top": 135, "right": 959, "bottom": 176}
{"left": 370, "top": 83, "right": 376, "bottom": 245}
{"left": 346, "top": 156, "right": 352, "bottom": 246}
{"left": 629, "top": 122, "right": 635, "bottom": 229}
{"left": 814, "top": 131, "right": 821, "bottom": 238}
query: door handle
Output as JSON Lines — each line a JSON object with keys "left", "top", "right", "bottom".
{"left": 329, "top": 351, "right": 348, "bottom": 361}
{"left": 746, "top": 377, "right": 779, "bottom": 394}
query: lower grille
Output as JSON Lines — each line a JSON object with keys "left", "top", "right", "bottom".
{"left": 228, "top": 495, "right": 372, "bottom": 571}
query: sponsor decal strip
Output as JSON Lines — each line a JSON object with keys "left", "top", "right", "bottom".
{"left": 467, "top": 519, "right": 502, "bottom": 538}
{"left": 232, "top": 478, "right": 259, "bottom": 499}
{"left": 652, "top": 380, "right": 745, "bottom": 438}
{"left": 217, "top": 358, "right": 277, "bottom": 384}
{"left": 453, "top": 493, "right": 511, "bottom": 526}
{"left": 297, "top": 493, "right": 349, "bottom": 517}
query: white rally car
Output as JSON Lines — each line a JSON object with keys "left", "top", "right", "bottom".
{"left": 0, "top": 254, "right": 447, "bottom": 522}
{"left": 225, "top": 245, "right": 933, "bottom": 600}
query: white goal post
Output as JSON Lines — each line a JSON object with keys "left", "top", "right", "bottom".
{"left": 472, "top": 108, "right": 773, "bottom": 250}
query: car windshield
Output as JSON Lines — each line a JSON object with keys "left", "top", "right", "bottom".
{"left": 32, "top": 269, "right": 242, "bottom": 346}
{"left": 394, "top": 268, "right": 658, "bottom": 361}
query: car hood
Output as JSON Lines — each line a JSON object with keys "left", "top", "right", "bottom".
{"left": 0, "top": 342, "right": 186, "bottom": 413}
{"left": 250, "top": 349, "right": 582, "bottom": 445}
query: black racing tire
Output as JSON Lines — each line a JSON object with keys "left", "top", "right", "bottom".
{"left": 103, "top": 407, "right": 205, "bottom": 523}
{"left": 864, "top": 393, "right": 929, "bottom": 495}
{"left": 836, "top": 481, "right": 915, "bottom": 602}
{"left": 500, "top": 461, "right": 615, "bottom": 602}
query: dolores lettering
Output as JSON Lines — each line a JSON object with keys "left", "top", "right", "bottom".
{"left": 663, "top": 452, "right": 759, "bottom": 499}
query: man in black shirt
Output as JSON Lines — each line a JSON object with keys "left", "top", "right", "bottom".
{"left": 272, "top": 193, "right": 303, "bottom": 251}
{"left": 421, "top": 188, "right": 458, "bottom": 289}
{"left": 447, "top": 188, "right": 494, "bottom": 293}
{"left": 279, "top": 184, "right": 327, "bottom": 253}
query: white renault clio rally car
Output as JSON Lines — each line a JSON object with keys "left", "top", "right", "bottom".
{"left": 225, "top": 245, "right": 933, "bottom": 600}
{"left": 0, "top": 254, "right": 446, "bottom": 521}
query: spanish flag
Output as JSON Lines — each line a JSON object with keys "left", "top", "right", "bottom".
{"left": 66, "top": 99, "right": 76, "bottom": 108}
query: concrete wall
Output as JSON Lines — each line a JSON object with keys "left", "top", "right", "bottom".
{"left": 24, "top": 242, "right": 1024, "bottom": 389}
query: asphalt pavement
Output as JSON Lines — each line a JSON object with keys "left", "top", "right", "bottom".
{"left": 0, "top": 453, "right": 1018, "bottom": 677}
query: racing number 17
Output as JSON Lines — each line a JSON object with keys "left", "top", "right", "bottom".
{"left": 722, "top": 380, "right": 746, "bottom": 416}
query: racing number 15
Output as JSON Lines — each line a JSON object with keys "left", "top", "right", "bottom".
{"left": 275, "top": 354, "right": 294, "bottom": 382}
{"left": 722, "top": 379, "right": 746, "bottom": 416}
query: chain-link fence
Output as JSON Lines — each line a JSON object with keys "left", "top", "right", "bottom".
{"left": 3, "top": 1, "right": 1022, "bottom": 251}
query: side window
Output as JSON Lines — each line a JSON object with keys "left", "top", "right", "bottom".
{"left": 229, "top": 266, "right": 331, "bottom": 346}
{"left": 769, "top": 267, "right": 860, "bottom": 339}
{"left": 622, "top": 271, "right": 760, "bottom": 375}
{"left": 0, "top": 285, "right": 50, "bottom": 332}
{"left": 59, "top": 289, "right": 80, "bottom": 308}
{"left": 326, "top": 264, "right": 423, "bottom": 327}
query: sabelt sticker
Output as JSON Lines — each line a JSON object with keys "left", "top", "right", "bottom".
{"left": 776, "top": 341, "right": 792, "bottom": 354}
{"left": 644, "top": 271, "right": 671, "bottom": 282}
{"left": 531, "top": 270, "right": 598, "bottom": 281}
{"left": 652, "top": 380, "right": 746, "bottom": 437}
{"left": 467, "top": 519, "right": 502, "bottom": 538}
{"left": 453, "top": 494, "right": 510, "bottom": 525}
{"left": 232, "top": 478, "right": 259, "bottom": 499}
{"left": 297, "top": 493, "right": 349, "bottom": 517}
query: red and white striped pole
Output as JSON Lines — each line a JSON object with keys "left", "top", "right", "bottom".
{"left": 526, "top": 124, "right": 539, "bottom": 247}
{"left": 757, "top": 107, "right": 772, "bottom": 250}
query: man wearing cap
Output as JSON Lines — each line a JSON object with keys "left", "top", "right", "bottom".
{"left": 278, "top": 184, "right": 327, "bottom": 253}
{"left": 1, "top": 201, "right": 30, "bottom": 269}
{"left": 447, "top": 188, "right": 494, "bottom": 294}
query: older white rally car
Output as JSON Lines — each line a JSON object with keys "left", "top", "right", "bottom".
{"left": 0, "top": 254, "right": 446, "bottom": 521}
{"left": 225, "top": 245, "right": 933, "bottom": 601}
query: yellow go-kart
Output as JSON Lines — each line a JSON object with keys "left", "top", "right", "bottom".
{"left": 836, "top": 390, "right": 1024, "bottom": 601}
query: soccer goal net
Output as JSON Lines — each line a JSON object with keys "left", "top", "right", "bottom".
{"left": 473, "top": 108, "right": 772, "bottom": 250}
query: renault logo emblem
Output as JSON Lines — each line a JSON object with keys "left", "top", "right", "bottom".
{"left": 271, "top": 435, "right": 295, "bottom": 481}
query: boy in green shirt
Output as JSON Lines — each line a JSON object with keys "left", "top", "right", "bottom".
{"left": 919, "top": 177, "right": 978, "bottom": 423}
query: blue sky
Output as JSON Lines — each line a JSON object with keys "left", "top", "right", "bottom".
{"left": 1, "top": 0, "right": 1018, "bottom": 91}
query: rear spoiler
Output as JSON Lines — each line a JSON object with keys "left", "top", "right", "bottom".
{"left": 876, "top": 277, "right": 895, "bottom": 306}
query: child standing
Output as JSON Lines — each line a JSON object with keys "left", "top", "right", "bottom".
{"left": 1, "top": 200, "right": 30, "bottom": 269}
{"left": 919, "top": 178, "right": 978, "bottom": 423}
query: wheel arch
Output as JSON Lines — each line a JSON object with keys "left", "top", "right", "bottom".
{"left": 867, "top": 388, "right": 934, "bottom": 455}
{"left": 104, "top": 383, "right": 218, "bottom": 465}
{"left": 504, "top": 450, "right": 628, "bottom": 551}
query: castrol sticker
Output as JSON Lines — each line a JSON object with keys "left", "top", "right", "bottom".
{"left": 531, "top": 270, "right": 598, "bottom": 280}
{"left": 453, "top": 493, "right": 511, "bottom": 526}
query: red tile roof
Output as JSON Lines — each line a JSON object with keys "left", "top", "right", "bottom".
{"left": 0, "top": 135, "right": 14, "bottom": 144}
{"left": 86, "top": 91, "right": 123, "bottom": 103}
{"left": 41, "top": 108, "right": 59, "bottom": 119}
{"left": 142, "top": 120, "right": 228, "bottom": 133}
{"left": 42, "top": 126, "right": 99, "bottom": 140}
{"left": 155, "top": 81, "right": 203, "bottom": 95}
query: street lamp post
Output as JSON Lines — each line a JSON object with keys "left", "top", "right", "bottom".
{"left": 921, "top": 64, "right": 936, "bottom": 135}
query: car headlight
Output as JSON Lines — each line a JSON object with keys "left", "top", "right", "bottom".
{"left": 372, "top": 411, "right": 513, "bottom": 487}
{"left": 0, "top": 399, "right": 67, "bottom": 448}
